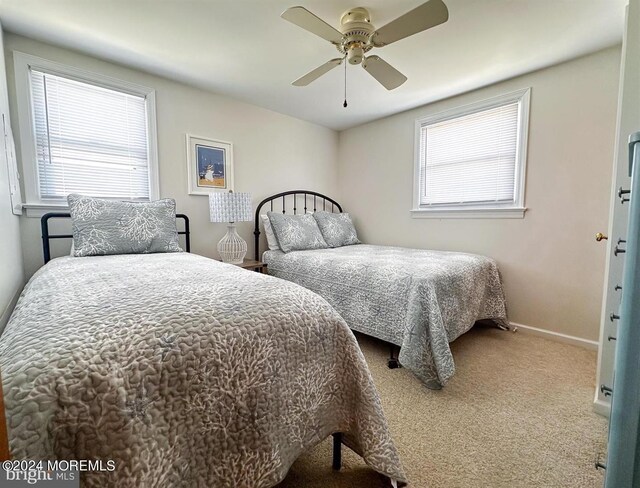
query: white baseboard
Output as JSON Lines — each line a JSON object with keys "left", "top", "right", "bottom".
{"left": 510, "top": 322, "right": 599, "bottom": 351}
{"left": 593, "top": 398, "right": 611, "bottom": 418}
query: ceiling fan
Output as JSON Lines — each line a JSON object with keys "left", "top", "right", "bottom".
{"left": 281, "top": 0, "right": 449, "bottom": 91}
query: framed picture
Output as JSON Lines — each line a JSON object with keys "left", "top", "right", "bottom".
{"left": 186, "top": 134, "right": 234, "bottom": 195}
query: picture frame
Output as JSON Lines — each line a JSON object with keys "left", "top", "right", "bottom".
{"left": 186, "top": 134, "right": 234, "bottom": 195}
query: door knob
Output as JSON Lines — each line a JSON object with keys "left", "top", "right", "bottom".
{"left": 595, "top": 232, "right": 608, "bottom": 242}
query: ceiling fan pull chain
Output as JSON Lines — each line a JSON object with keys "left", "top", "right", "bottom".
{"left": 343, "top": 58, "right": 348, "bottom": 108}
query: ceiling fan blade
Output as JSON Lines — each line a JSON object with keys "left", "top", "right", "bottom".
{"left": 292, "top": 58, "right": 343, "bottom": 86}
{"left": 281, "top": 6, "right": 343, "bottom": 45}
{"left": 373, "top": 0, "right": 449, "bottom": 47}
{"left": 362, "top": 55, "right": 407, "bottom": 90}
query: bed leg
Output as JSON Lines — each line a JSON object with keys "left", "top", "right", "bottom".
{"left": 332, "top": 433, "right": 342, "bottom": 470}
{"left": 388, "top": 344, "right": 400, "bottom": 369}
{"left": 499, "top": 324, "right": 517, "bottom": 332}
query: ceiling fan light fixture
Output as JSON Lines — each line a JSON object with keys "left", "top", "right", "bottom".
{"left": 347, "top": 45, "right": 364, "bottom": 65}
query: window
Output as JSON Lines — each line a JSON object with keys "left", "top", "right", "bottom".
{"left": 14, "top": 52, "right": 158, "bottom": 213}
{"left": 413, "top": 88, "right": 530, "bottom": 218}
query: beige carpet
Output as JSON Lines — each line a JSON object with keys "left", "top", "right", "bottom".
{"left": 277, "top": 326, "right": 608, "bottom": 488}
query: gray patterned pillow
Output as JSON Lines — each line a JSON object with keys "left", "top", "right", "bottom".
{"left": 267, "top": 212, "right": 328, "bottom": 253}
{"left": 68, "top": 194, "right": 182, "bottom": 257}
{"left": 313, "top": 211, "right": 360, "bottom": 248}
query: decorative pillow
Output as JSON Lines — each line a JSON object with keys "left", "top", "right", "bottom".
{"left": 267, "top": 212, "right": 328, "bottom": 253}
{"left": 313, "top": 211, "right": 360, "bottom": 248}
{"left": 68, "top": 194, "right": 182, "bottom": 257}
{"left": 260, "top": 214, "right": 280, "bottom": 251}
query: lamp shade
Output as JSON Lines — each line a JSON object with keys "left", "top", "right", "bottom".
{"left": 209, "top": 192, "right": 252, "bottom": 223}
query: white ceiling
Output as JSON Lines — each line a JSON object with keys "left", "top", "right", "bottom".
{"left": 0, "top": 0, "right": 627, "bottom": 131}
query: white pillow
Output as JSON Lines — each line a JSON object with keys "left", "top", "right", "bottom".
{"left": 260, "top": 214, "right": 280, "bottom": 251}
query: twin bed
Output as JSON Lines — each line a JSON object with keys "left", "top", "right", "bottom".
{"left": 0, "top": 190, "right": 509, "bottom": 487}
{"left": 1, "top": 252, "right": 405, "bottom": 487}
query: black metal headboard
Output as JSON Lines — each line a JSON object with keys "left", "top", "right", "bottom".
{"left": 254, "top": 190, "right": 342, "bottom": 261}
{"left": 41, "top": 212, "right": 191, "bottom": 264}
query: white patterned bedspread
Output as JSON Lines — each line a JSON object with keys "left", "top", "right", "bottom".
{"left": 0, "top": 253, "right": 406, "bottom": 487}
{"left": 263, "top": 244, "right": 509, "bottom": 389}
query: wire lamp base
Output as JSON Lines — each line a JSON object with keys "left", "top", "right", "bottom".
{"left": 218, "top": 223, "right": 247, "bottom": 264}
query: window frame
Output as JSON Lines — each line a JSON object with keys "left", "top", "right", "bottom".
{"left": 412, "top": 88, "right": 530, "bottom": 219}
{"left": 13, "top": 51, "right": 159, "bottom": 217}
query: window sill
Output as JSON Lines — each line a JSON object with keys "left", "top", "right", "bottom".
{"left": 410, "top": 207, "right": 527, "bottom": 219}
{"left": 22, "top": 203, "right": 69, "bottom": 218}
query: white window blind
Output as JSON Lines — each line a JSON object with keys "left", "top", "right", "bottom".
{"left": 30, "top": 69, "right": 151, "bottom": 201}
{"left": 418, "top": 101, "right": 521, "bottom": 206}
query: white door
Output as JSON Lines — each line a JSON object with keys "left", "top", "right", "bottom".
{"left": 594, "top": 0, "right": 640, "bottom": 415}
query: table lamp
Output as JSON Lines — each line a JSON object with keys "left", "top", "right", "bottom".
{"left": 209, "top": 191, "right": 253, "bottom": 264}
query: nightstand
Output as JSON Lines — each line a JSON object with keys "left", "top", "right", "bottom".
{"left": 234, "top": 259, "right": 268, "bottom": 273}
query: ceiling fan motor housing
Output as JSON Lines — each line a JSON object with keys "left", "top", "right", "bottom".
{"left": 339, "top": 7, "right": 375, "bottom": 65}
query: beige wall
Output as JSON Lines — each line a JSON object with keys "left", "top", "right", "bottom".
{"left": 2, "top": 33, "right": 621, "bottom": 342}
{"left": 0, "top": 25, "right": 24, "bottom": 331}
{"left": 4, "top": 34, "right": 339, "bottom": 279}
{"left": 337, "top": 47, "right": 621, "bottom": 342}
